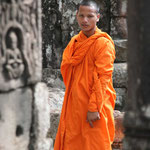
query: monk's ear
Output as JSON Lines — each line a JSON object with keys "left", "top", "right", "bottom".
{"left": 96, "top": 13, "right": 100, "bottom": 22}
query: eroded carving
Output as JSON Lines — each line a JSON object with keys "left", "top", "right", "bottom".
{"left": 0, "top": 0, "right": 41, "bottom": 91}
{"left": 5, "top": 31, "right": 24, "bottom": 79}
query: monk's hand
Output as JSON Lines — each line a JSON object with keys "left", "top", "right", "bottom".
{"left": 87, "top": 111, "right": 100, "bottom": 128}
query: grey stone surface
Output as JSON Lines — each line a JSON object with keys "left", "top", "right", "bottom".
{"left": 124, "top": 1, "right": 150, "bottom": 149}
{"left": 48, "top": 88, "right": 65, "bottom": 139}
{"left": 110, "top": 17, "right": 128, "bottom": 39}
{"left": 115, "top": 88, "right": 127, "bottom": 110}
{"left": 0, "top": 1, "right": 42, "bottom": 92}
{"left": 49, "top": 88, "right": 65, "bottom": 112}
{"left": 110, "top": 0, "right": 127, "bottom": 17}
{"left": 42, "top": 68, "right": 65, "bottom": 89}
{"left": 0, "top": 87, "right": 32, "bottom": 150}
{"left": 48, "top": 110, "right": 61, "bottom": 140}
{"left": 29, "top": 82, "right": 51, "bottom": 150}
{"left": 113, "top": 63, "right": 128, "bottom": 88}
{"left": 114, "top": 39, "right": 127, "bottom": 62}
{"left": 42, "top": 0, "right": 80, "bottom": 69}
{"left": 98, "top": 0, "right": 110, "bottom": 32}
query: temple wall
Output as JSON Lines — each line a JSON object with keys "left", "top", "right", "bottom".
{"left": 0, "top": 1, "right": 50, "bottom": 149}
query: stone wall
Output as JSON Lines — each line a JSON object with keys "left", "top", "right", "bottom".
{"left": 42, "top": 0, "right": 127, "bottom": 149}
{"left": 0, "top": 1, "right": 51, "bottom": 150}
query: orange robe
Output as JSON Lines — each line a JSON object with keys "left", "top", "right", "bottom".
{"left": 54, "top": 27, "right": 116, "bottom": 150}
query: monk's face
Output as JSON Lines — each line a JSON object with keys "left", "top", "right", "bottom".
{"left": 76, "top": 5, "right": 100, "bottom": 37}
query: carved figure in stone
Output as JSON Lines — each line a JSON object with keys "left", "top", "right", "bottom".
{"left": 5, "top": 31, "right": 24, "bottom": 79}
{"left": 0, "top": 0, "right": 41, "bottom": 91}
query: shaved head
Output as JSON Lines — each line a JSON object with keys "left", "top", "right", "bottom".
{"left": 77, "top": 0, "right": 100, "bottom": 13}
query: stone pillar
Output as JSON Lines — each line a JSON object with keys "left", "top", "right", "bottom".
{"left": 123, "top": 0, "right": 150, "bottom": 149}
{"left": 0, "top": 1, "right": 50, "bottom": 150}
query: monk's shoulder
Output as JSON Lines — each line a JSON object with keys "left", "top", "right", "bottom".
{"left": 94, "top": 37, "right": 109, "bottom": 53}
{"left": 95, "top": 36, "right": 111, "bottom": 48}
{"left": 93, "top": 36, "right": 115, "bottom": 57}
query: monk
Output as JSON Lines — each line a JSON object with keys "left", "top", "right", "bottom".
{"left": 54, "top": 0, "right": 116, "bottom": 150}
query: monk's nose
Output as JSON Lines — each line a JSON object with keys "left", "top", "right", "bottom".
{"left": 82, "top": 17, "right": 88, "bottom": 23}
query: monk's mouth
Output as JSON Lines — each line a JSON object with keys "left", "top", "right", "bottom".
{"left": 81, "top": 24, "right": 89, "bottom": 28}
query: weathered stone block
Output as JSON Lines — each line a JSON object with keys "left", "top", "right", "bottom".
{"left": 0, "top": 87, "right": 32, "bottom": 150}
{"left": 114, "top": 40, "right": 127, "bottom": 62}
{"left": 42, "top": 0, "right": 63, "bottom": 68}
{"left": 42, "top": 68, "right": 65, "bottom": 89}
{"left": 48, "top": 88, "right": 64, "bottom": 140}
{"left": 0, "top": 1, "right": 42, "bottom": 92}
{"left": 113, "top": 63, "right": 128, "bottom": 88}
{"left": 98, "top": 0, "right": 110, "bottom": 32}
{"left": 112, "top": 110, "right": 124, "bottom": 150}
{"left": 29, "top": 83, "right": 51, "bottom": 150}
{"left": 115, "top": 88, "right": 127, "bottom": 110}
{"left": 49, "top": 88, "right": 65, "bottom": 111}
{"left": 110, "top": 17, "right": 128, "bottom": 39}
{"left": 48, "top": 110, "right": 61, "bottom": 140}
{"left": 110, "top": 0, "right": 127, "bottom": 17}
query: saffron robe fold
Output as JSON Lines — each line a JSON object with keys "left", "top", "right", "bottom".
{"left": 54, "top": 27, "right": 116, "bottom": 150}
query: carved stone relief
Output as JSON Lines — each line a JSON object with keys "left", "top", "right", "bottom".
{"left": 4, "top": 30, "right": 24, "bottom": 79}
{"left": 0, "top": 0, "right": 42, "bottom": 91}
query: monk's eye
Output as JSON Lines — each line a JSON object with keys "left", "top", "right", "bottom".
{"left": 79, "top": 14, "right": 84, "bottom": 18}
{"left": 88, "top": 15, "right": 94, "bottom": 18}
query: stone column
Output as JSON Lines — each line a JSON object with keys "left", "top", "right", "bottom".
{"left": 0, "top": 1, "right": 50, "bottom": 150}
{"left": 123, "top": 0, "right": 150, "bottom": 149}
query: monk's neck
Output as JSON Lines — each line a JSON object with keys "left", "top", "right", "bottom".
{"left": 82, "top": 27, "right": 96, "bottom": 38}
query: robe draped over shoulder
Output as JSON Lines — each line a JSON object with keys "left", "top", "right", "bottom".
{"left": 54, "top": 27, "right": 116, "bottom": 150}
